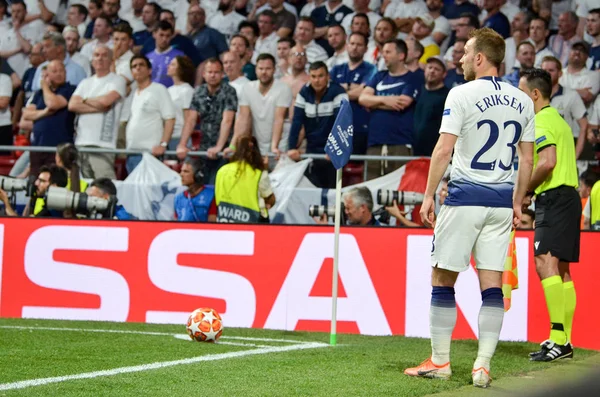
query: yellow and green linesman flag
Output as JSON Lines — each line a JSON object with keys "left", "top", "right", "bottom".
{"left": 502, "top": 229, "right": 518, "bottom": 311}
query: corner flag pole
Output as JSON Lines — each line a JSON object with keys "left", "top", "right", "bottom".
{"left": 323, "top": 99, "right": 353, "bottom": 347}
{"left": 330, "top": 167, "right": 343, "bottom": 346}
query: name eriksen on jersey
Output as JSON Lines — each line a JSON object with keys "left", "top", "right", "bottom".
{"left": 475, "top": 94, "right": 524, "bottom": 114}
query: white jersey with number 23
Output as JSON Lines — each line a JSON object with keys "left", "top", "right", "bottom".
{"left": 431, "top": 76, "right": 536, "bottom": 273}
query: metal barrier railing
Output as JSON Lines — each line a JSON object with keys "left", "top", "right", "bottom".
{"left": 0, "top": 145, "right": 424, "bottom": 162}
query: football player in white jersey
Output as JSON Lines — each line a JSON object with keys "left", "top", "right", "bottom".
{"left": 404, "top": 28, "right": 536, "bottom": 388}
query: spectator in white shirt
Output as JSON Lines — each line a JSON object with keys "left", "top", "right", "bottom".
{"left": 326, "top": 25, "right": 349, "bottom": 70}
{"left": 253, "top": 10, "right": 279, "bottom": 62}
{"left": 275, "top": 36, "right": 294, "bottom": 78}
{"left": 120, "top": 0, "right": 147, "bottom": 33}
{"left": 542, "top": 55, "right": 589, "bottom": 159}
{"left": 68, "top": 45, "right": 126, "bottom": 180}
{"left": 366, "top": 17, "right": 398, "bottom": 70}
{"left": 341, "top": 0, "right": 382, "bottom": 37}
{"left": 384, "top": 0, "right": 428, "bottom": 35}
{"left": 81, "top": 15, "right": 114, "bottom": 62}
{"left": 208, "top": 0, "right": 246, "bottom": 41}
{"left": 294, "top": 17, "right": 328, "bottom": 64}
{"left": 166, "top": 55, "right": 196, "bottom": 149}
{"left": 426, "top": 0, "right": 451, "bottom": 53}
{"left": 67, "top": 4, "right": 88, "bottom": 38}
{"left": 0, "top": 1, "right": 45, "bottom": 78}
{"left": 26, "top": 0, "right": 60, "bottom": 24}
{"left": 222, "top": 50, "right": 249, "bottom": 105}
{"left": 111, "top": 23, "right": 135, "bottom": 154}
{"left": 231, "top": 53, "right": 293, "bottom": 162}
{"left": 503, "top": 11, "right": 530, "bottom": 73}
{"left": 125, "top": 54, "right": 176, "bottom": 173}
{"left": 63, "top": 27, "right": 91, "bottom": 77}
{"left": 559, "top": 42, "right": 600, "bottom": 108}
{"left": 527, "top": 17, "right": 555, "bottom": 68}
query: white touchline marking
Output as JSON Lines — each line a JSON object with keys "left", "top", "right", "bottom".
{"left": 171, "top": 334, "right": 272, "bottom": 348}
{"left": 0, "top": 325, "right": 316, "bottom": 344}
{"left": 0, "top": 342, "right": 328, "bottom": 391}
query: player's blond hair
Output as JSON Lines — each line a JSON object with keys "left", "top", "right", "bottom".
{"left": 468, "top": 28, "right": 505, "bottom": 69}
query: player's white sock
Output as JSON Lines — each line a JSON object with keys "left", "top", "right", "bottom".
{"left": 430, "top": 286, "right": 457, "bottom": 365}
{"left": 474, "top": 288, "right": 505, "bottom": 370}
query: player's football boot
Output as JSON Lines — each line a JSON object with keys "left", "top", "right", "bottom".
{"left": 530, "top": 341, "right": 573, "bottom": 362}
{"left": 404, "top": 358, "right": 452, "bottom": 379}
{"left": 529, "top": 339, "right": 553, "bottom": 358}
{"left": 472, "top": 367, "right": 492, "bottom": 388}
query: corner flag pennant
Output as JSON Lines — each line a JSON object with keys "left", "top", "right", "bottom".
{"left": 324, "top": 99, "right": 354, "bottom": 170}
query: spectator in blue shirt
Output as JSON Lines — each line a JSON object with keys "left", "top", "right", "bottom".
{"left": 287, "top": 61, "right": 348, "bottom": 188}
{"left": 359, "top": 39, "right": 420, "bottom": 180}
{"left": 481, "top": 0, "right": 510, "bottom": 39}
{"left": 133, "top": 2, "right": 161, "bottom": 46}
{"left": 187, "top": 5, "right": 228, "bottom": 64}
{"left": 32, "top": 32, "right": 87, "bottom": 92}
{"left": 330, "top": 32, "right": 376, "bottom": 155}
{"left": 444, "top": 38, "right": 467, "bottom": 88}
{"left": 502, "top": 41, "right": 535, "bottom": 87}
{"left": 146, "top": 21, "right": 184, "bottom": 87}
{"left": 311, "top": 0, "right": 353, "bottom": 56}
{"left": 23, "top": 60, "right": 76, "bottom": 176}
{"left": 84, "top": 0, "right": 103, "bottom": 39}
{"left": 174, "top": 159, "right": 217, "bottom": 222}
{"left": 442, "top": 0, "right": 479, "bottom": 22}
{"left": 141, "top": 10, "right": 201, "bottom": 66}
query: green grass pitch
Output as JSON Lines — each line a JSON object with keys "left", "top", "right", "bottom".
{"left": 0, "top": 318, "right": 597, "bottom": 396}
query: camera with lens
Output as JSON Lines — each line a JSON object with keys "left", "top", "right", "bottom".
{"left": 308, "top": 203, "right": 346, "bottom": 224}
{"left": 0, "top": 175, "right": 35, "bottom": 196}
{"left": 46, "top": 186, "right": 117, "bottom": 218}
{"left": 377, "top": 190, "right": 425, "bottom": 206}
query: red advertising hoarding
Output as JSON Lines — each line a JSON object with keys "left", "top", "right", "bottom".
{"left": 0, "top": 218, "right": 598, "bottom": 350}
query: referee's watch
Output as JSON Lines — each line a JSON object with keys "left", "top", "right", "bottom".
{"left": 159, "top": 141, "right": 168, "bottom": 148}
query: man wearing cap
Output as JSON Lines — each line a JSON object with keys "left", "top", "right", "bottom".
{"left": 409, "top": 14, "right": 440, "bottom": 65}
{"left": 559, "top": 41, "right": 600, "bottom": 107}
{"left": 502, "top": 41, "right": 535, "bottom": 87}
{"left": 413, "top": 56, "right": 449, "bottom": 156}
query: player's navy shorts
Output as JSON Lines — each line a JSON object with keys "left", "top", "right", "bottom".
{"left": 534, "top": 185, "right": 581, "bottom": 263}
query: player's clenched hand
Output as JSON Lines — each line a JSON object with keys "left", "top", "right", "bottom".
{"left": 420, "top": 196, "right": 436, "bottom": 228}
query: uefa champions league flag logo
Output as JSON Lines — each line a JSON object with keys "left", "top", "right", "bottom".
{"left": 325, "top": 99, "right": 354, "bottom": 170}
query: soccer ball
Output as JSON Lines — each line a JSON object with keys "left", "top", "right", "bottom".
{"left": 186, "top": 308, "right": 223, "bottom": 342}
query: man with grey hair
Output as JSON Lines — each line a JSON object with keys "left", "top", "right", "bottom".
{"left": 68, "top": 45, "right": 126, "bottom": 180}
{"left": 549, "top": 11, "right": 582, "bottom": 67}
{"left": 63, "top": 26, "right": 91, "bottom": 76}
{"left": 315, "top": 186, "right": 380, "bottom": 226}
{"left": 32, "top": 31, "right": 87, "bottom": 92}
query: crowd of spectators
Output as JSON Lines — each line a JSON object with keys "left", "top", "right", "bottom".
{"left": 0, "top": 0, "right": 597, "bottom": 192}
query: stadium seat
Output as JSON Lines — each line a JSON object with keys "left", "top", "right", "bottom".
{"left": 163, "top": 159, "right": 182, "bottom": 173}
{"left": 114, "top": 157, "right": 128, "bottom": 180}
{"left": 343, "top": 162, "right": 364, "bottom": 186}
{"left": 0, "top": 156, "right": 16, "bottom": 176}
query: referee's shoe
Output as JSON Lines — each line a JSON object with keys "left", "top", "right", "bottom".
{"left": 529, "top": 340, "right": 573, "bottom": 362}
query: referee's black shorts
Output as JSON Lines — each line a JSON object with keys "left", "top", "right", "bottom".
{"left": 534, "top": 185, "right": 581, "bottom": 262}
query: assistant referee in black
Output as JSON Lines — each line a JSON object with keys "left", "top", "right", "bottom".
{"left": 518, "top": 69, "right": 580, "bottom": 362}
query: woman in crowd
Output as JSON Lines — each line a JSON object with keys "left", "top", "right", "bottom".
{"left": 55, "top": 143, "right": 87, "bottom": 193}
{"left": 215, "top": 136, "right": 275, "bottom": 223}
{"left": 167, "top": 56, "right": 196, "bottom": 150}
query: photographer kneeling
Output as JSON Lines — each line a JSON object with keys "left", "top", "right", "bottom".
{"left": 314, "top": 187, "right": 380, "bottom": 226}
{"left": 86, "top": 178, "right": 135, "bottom": 220}
{"left": 28, "top": 165, "right": 68, "bottom": 217}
